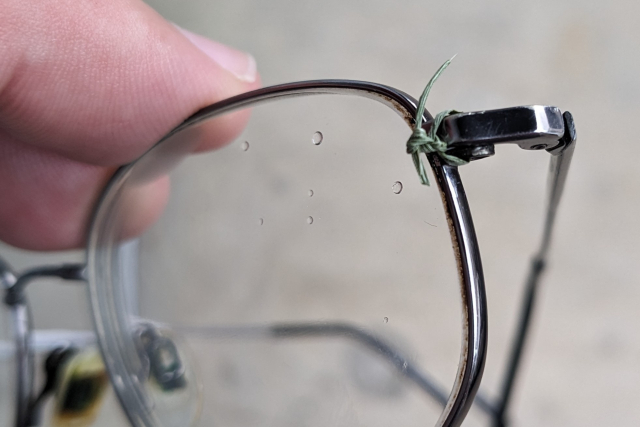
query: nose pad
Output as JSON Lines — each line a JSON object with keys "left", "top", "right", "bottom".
{"left": 130, "top": 321, "right": 203, "bottom": 426}
{"left": 136, "top": 323, "right": 187, "bottom": 392}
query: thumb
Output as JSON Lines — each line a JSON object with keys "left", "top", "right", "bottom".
{"left": 0, "top": 0, "right": 260, "bottom": 250}
{"left": 0, "top": 0, "right": 260, "bottom": 166}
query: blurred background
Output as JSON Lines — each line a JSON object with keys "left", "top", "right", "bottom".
{"left": 1, "top": 0, "right": 639, "bottom": 426}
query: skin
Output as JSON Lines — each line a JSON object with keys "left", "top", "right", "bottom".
{"left": 0, "top": 0, "right": 260, "bottom": 250}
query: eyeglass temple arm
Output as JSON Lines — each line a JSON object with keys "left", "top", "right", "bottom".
{"left": 179, "top": 321, "right": 497, "bottom": 416}
{"left": 269, "top": 322, "right": 478, "bottom": 409}
{"left": 492, "top": 112, "right": 577, "bottom": 427}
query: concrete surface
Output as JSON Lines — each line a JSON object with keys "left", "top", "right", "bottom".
{"left": 2, "top": 0, "right": 640, "bottom": 426}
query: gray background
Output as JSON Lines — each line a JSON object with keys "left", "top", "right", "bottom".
{"left": 2, "top": 0, "right": 640, "bottom": 426}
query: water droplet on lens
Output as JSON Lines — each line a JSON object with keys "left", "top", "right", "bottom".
{"left": 383, "top": 317, "right": 389, "bottom": 323}
{"left": 308, "top": 189, "right": 314, "bottom": 197}
{"left": 258, "top": 218, "right": 264, "bottom": 226}
{"left": 392, "top": 181, "right": 403, "bottom": 194}
{"left": 312, "top": 131, "right": 323, "bottom": 146}
{"left": 307, "top": 216, "right": 314, "bottom": 225}
{"left": 241, "top": 141, "right": 250, "bottom": 151}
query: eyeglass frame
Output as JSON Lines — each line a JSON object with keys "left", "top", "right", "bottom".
{"left": 0, "top": 79, "right": 576, "bottom": 427}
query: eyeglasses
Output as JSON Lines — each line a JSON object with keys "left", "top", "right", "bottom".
{"left": 0, "top": 79, "right": 576, "bottom": 427}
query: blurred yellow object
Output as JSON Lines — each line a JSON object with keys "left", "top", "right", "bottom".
{"left": 53, "top": 348, "right": 108, "bottom": 427}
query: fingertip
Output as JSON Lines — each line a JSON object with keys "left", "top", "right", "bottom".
{"left": 171, "top": 25, "right": 261, "bottom": 153}
{"left": 0, "top": 0, "right": 262, "bottom": 166}
{"left": 0, "top": 135, "right": 170, "bottom": 251}
{"left": 189, "top": 109, "right": 252, "bottom": 153}
{"left": 174, "top": 25, "right": 258, "bottom": 84}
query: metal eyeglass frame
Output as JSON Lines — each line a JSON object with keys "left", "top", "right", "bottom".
{"left": 0, "top": 79, "right": 576, "bottom": 427}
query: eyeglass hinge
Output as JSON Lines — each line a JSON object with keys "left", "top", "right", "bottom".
{"left": 437, "top": 105, "right": 574, "bottom": 161}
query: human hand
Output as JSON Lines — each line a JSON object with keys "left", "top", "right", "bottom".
{"left": 0, "top": 0, "right": 260, "bottom": 250}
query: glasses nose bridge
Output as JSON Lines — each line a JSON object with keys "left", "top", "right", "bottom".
{"left": 3, "top": 263, "right": 87, "bottom": 307}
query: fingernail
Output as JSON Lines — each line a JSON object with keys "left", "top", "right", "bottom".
{"left": 175, "top": 26, "right": 257, "bottom": 83}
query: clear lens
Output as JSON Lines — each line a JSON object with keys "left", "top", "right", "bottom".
{"left": 88, "top": 94, "right": 462, "bottom": 427}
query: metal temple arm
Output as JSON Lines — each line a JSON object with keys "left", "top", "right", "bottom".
{"left": 178, "top": 321, "right": 496, "bottom": 415}
{"left": 493, "top": 112, "right": 577, "bottom": 427}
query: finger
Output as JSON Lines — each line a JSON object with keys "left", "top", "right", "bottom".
{"left": 0, "top": 0, "right": 260, "bottom": 167}
{"left": 0, "top": 0, "right": 260, "bottom": 250}
{"left": 0, "top": 133, "right": 170, "bottom": 250}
